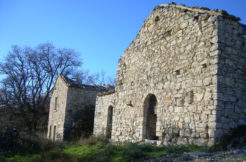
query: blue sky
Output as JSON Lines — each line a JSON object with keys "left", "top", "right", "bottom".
{"left": 0, "top": 0, "right": 245, "bottom": 79}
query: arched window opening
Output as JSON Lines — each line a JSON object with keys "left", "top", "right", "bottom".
{"left": 155, "top": 16, "right": 160, "bottom": 24}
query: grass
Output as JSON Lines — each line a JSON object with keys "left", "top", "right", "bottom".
{"left": 63, "top": 144, "right": 105, "bottom": 160}
{"left": 7, "top": 126, "right": 246, "bottom": 161}
{"left": 2, "top": 136, "right": 213, "bottom": 162}
{"left": 229, "top": 156, "right": 246, "bottom": 162}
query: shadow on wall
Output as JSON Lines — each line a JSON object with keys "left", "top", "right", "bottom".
{"left": 215, "top": 18, "right": 246, "bottom": 144}
{"left": 64, "top": 104, "right": 95, "bottom": 141}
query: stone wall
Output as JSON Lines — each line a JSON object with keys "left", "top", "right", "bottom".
{"left": 93, "top": 4, "right": 246, "bottom": 146}
{"left": 47, "top": 76, "right": 68, "bottom": 141}
{"left": 215, "top": 16, "right": 246, "bottom": 139}
{"left": 93, "top": 92, "right": 115, "bottom": 136}
{"left": 63, "top": 87, "right": 99, "bottom": 139}
{"left": 113, "top": 4, "right": 220, "bottom": 146}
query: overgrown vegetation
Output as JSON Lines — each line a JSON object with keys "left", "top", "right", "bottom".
{"left": 0, "top": 133, "right": 213, "bottom": 162}
{"left": 2, "top": 126, "right": 246, "bottom": 161}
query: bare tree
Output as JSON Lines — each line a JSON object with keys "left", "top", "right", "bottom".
{"left": 106, "top": 75, "right": 115, "bottom": 86}
{"left": 0, "top": 43, "right": 82, "bottom": 133}
{"left": 73, "top": 70, "right": 115, "bottom": 86}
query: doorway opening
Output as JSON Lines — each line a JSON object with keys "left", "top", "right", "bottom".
{"left": 106, "top": 106, "right": 113, "bottom": 139}
{"left": 143, "top": 94, "right": 158, "bottom": 140}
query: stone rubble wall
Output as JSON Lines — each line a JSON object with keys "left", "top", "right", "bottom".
{"left": 113, "top": 5, "right": 221, "bottom": 146}
{"left": 93, "top": 4, "right": 246, "bottom": 146}
{"left": 215, "top": 16, "right": 246, "bottom": 138}
{"left": 47, "top": 76, "right": 68, "bottom": 141}
{"left": 93, "top": 93, "right": 115, "bottom": 136}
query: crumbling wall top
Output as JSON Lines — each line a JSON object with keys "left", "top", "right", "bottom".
{"left": 155, "top": 2, "right": 241, "bottom": 22}
{"left": 97, "top": 89, "right": 115, "bottom": 96}
{"left": 59, "top": 74, "right": 110, "bottom": 91}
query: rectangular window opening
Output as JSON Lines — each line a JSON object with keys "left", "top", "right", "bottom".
{"left": 202, "top": 63, "right": 207, "bottom": 68}
{"left": 53, "top": 125, "right": 56, "bottom": 141}
{"left": 49, "top": 125, "right": 52, "bottom": 139}
{"left": 175, "top": 70, "right": 180, "bottom": 75}
{"left": 54, "top": 97, "right": 58, "bottom": 111}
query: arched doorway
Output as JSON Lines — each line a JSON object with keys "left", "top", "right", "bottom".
{"left": 106, "top": 106, "right": 113, "bottom": 139}
{"left": 143, "top": 94, "right": 158, "bottom": 140}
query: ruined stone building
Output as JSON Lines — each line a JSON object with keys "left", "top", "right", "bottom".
{"left": 93, "top": 3, "right": 246, "bottom": 146}
{"left": 47, "top": 75, "right": 109, "bottom": 141}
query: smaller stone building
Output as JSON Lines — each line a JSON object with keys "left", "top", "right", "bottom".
{"left": 47, "top": 75, "right": 109, "bottom": 141}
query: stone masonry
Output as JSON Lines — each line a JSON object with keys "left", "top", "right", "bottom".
{"left": 93, "top": 3, "right": 246, "bottom": 146}
{"left": 47, "top": 75, "right": 108, "bottom": 141}
{"left": 94, "top": 90, "right": 115, "bottom": 137}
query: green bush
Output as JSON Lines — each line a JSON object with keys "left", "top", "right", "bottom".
{"left": 0, "top": 155, "right": 6, "bottom": 162}
{"left": 78, "top": 135, "right": 109, "bottom": 146}
{"left": 90, "top": 145, "right": 115, "bottom": 162}
{"left": 138, "top": 143, "right": 159, "bottom": 152}
{"left": 47, "top": 150, "right": 71, "bottom": 161}
{"left": 166, "top": 145, "right": 209, "bottom": 154}
{"left": 122, "top": 143, "right": 145, "bottom": 161}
